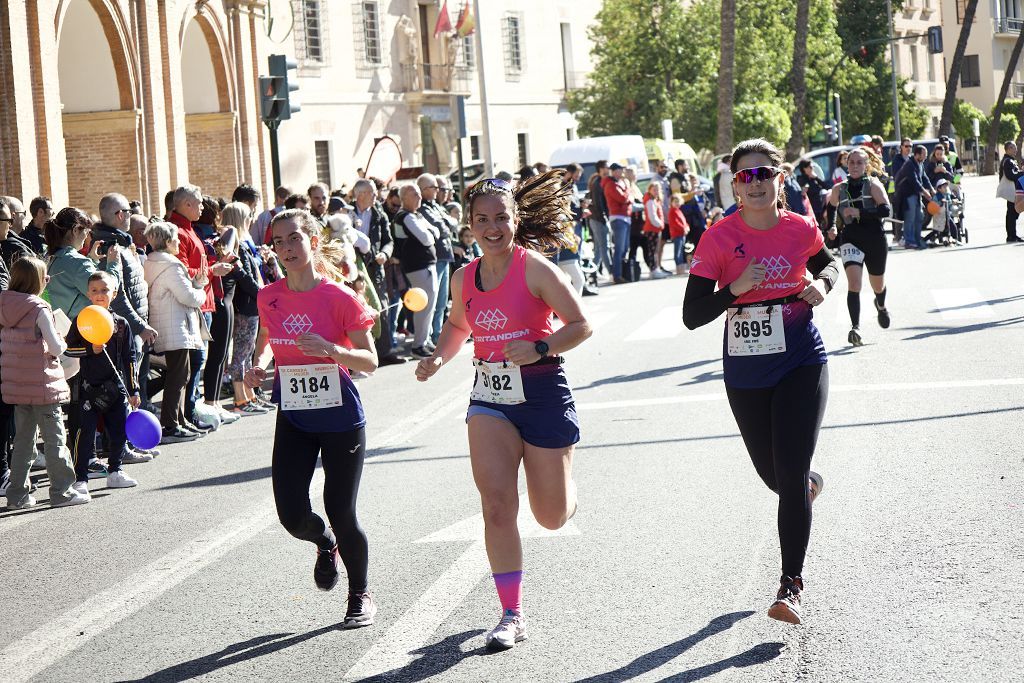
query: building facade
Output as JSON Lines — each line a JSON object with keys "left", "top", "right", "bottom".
{"left": 0, "top": 0, "right": 599, "bottom": 215}
{"left": 894, "top": 0, "right": 946, "bottom": 137}
{"left": 268, "top": 0, "right": 600, "bottom": 191}
{"left": 0, "top": 0, "right": 270, "bottom": 215}
{"left": 940, "top": 0, "right": 1024, "bottom": 124}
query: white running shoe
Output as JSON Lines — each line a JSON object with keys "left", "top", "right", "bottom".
{"left": 71, "top": 481, "right": 90, "bottom": 498}
{"left": 650, "top": 269, "right": 669, "bottom": 279}
{"left": 485, "top": 609, "right": 527, "bottom": 650}
{"left": 217, "top": 407, "right": 241, "bottom": 425}
{"left": 7, "top": 494, "right": 36, "bottom": 510}
{"left": 107, "top": 470, "right": 138, "bottom": 488}
{"left": 121, "top": 449, "right": 154, "bottom": 464}
{"left": 51, "top": 491, "right": 90, "bottom": 507}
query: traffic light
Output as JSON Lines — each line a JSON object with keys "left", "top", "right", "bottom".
{"left": 927, "top": 26, "right": 943, "bottom": 55}
{"left": 260, "top": 54, "right": 300, "bottom": 123}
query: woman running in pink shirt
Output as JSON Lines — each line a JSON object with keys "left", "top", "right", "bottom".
{"left": 415, "top": 172, "right": 592, "bottom": 650}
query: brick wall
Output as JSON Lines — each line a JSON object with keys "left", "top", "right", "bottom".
{"left": 185, "top": 112, "right": 240, "bottom": 200}
{"left": 63, "top": 111, "right": 142, "bottom": 212}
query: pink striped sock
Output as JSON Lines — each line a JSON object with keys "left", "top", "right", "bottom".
{"left": 492, "top": 570, "right": 523, "bottom": 614}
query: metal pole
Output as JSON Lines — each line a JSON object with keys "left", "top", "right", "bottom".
{"left": 886, "top": 0, "right": 902, "bottom": 140}
{"left": 266, "top": 120, "right": 281, "bottom": 189}
{"left": 472, "top": 0, "right": 494, "bottom": 177}
{"left": 834, "top": 93, "right": 843, "bottom": 145}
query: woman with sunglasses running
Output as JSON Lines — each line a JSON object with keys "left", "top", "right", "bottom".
{"left": 683, "top": 139, "right": 839, "bottom": 625}
{"left": 826, "top": 148, "right": 892, "bottom": 347}
{"left": 415, "top": 172, "right": 591, "bottom": 650}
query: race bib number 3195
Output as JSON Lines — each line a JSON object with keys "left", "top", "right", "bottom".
{"left": 727, "top": 306, "right": 786, "bottom": 356}
{"left": 279, "top": 364, "right": 343, "bottom": 411}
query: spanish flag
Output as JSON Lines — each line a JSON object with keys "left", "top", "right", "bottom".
{"left": 455, "top": 2, "right": 475, "bottom": 37}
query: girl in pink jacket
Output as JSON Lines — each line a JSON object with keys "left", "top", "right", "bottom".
{"left": 0, "top": 257, "right": 88, "bottom": 509}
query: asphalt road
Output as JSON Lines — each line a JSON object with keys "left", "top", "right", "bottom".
{"left": 1, "top": 174, "right": 1022, "bottom": 682}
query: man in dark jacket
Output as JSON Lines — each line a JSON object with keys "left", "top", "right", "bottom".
{"left": 23, "top": 196, "right": 51, "bottom": 256}
{"left": 352, "top": 179, "right": 405, "bottom": 365}
{"left": 894, "top": 145, "right": 933, "bottom": 249}
{"left": 587, "top": 160, "right": 613, "bottom": 278}
{"left": 417, "top": 173, "right": 459, "bottom": 345}
{"left": 999, "top": 141, "right": 1024, "bottom": 242}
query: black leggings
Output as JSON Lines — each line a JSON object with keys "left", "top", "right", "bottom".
{"left": 725, "top": 363, "right": 829, "bottom": 578}
{"left": 271, "top": 413, "right": 369, "bottom": 593}
{"left": 203, "top": 296, "right": 234, "bottom": 402}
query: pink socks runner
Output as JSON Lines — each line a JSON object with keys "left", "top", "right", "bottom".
{"left": 492, "top": 570, "right": 523, "bottom": 614}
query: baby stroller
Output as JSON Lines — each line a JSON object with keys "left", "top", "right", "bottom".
{"left": 923, "top": 193, "right": 967, "bottom": 246}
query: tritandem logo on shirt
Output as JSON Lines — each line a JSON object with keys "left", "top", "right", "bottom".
{"left": 475, "top": 309, "right": 508, "bottom": 332}
{"left": 760, "top": 255, "right": 792, "bottom": 281}
{"left": 282, "top": 313, "right": 314, "bottom": 336}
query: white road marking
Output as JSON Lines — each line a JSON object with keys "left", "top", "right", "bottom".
{"left": 345, "top": 498, "right": 578, "bottom": 680}
{"left": 624, "top": 306, "right": 684, "bottom": 341}
{"left": 576, "top": 378, "right": 1024, "bottom": 411}
{"left": 932, "top": 288, "right": 994, "bottom": 321}
{"left": 0, "top": 381, "right": 471, "bottom": 683}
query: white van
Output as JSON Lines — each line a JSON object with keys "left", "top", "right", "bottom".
{"left": 549, "top": 135, "right": 649, "bottom": 191}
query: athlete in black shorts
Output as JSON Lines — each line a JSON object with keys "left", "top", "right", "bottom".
{"left": 827, "top": 148, "right": 892, "bottom": 347}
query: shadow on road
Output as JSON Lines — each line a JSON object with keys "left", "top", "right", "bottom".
{"left": 579, "top": 405, "right": 1024, "bottom": 452}
{"left": 927, "top": 293, "right": 1024, "bottom": 314}
{"left": 115, "top": 624, "right": 344, "bottom": 682}
{"left": 901, "top": 316, "right": 1024, "bottom": 341}
{"left": 356, "top": 628, "right": 488, "bottom": 682}
{"left": 573, "top": 611, "right": 755, "bottom": 683}
{"left": 656, "top": 641, "right": 785, "bottom": 682}
{"left": 575, "top": 359, "right": 719, "bottom": 391}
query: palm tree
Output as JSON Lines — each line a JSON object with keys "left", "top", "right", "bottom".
{"left": 716, "top": 0, "right": 736, "bottom": 153}
{"left": 984, "top": 29, "right": 1024, "bottom": 174}
{"left": 786, "top": 0, "right": 811, "bottom": 159}
{"left": 938, "top": 0, "right": 980, "bottom": 136}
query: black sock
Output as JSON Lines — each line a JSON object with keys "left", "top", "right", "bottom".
{"left": 847, "top": 291, "right": 861, "bottom": 328}
{"left": 875, "top": 288, "right": 887, "bottom": 309}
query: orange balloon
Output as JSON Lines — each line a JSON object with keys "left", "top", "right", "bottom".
{"left": 926, "top": 200, "right": 941, "bottom": 216}
{"left": 403, "top": 287, "right": 429, "bottom": 313}
{"left": 77, "top": 305, "right": 115, "bottom": 345}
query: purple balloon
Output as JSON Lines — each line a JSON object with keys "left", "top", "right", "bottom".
{"left": 126, "top": 410, "right": 161, "bottom": 450}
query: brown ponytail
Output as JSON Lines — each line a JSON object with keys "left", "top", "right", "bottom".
{"left": 44, "top": 207, "right": 91, "bottom": 256}
{"left": 466, "top": 171, "right": 576, "bottom": 253}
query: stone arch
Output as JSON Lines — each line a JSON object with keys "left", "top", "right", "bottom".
{"left": 55, "top": 0, "right": 143, "bottom": 210}
{"left": 178, "top": 8, "right": 240, "bottom": 199}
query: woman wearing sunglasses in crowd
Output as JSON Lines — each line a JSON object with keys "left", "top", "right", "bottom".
{"left": 415, "top": 172, "right": 591, "bottom": 650}
{"left": 682, "top": 139, "right": 839, "bottom": 625}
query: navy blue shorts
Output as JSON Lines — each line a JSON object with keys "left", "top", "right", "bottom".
{"left": 466, "top": 363, "right": 580, "bottom": 449}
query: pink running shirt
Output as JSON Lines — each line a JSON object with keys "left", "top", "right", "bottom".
{"left": 689, "top": 210, "right": 824, "bottom": 304}
{"left": 464, "top": 246, "right": 555, "bottom": 362}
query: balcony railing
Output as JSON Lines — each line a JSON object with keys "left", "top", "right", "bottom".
{"left": 559, "top": 71, "right": 588, "bottom": 92}
{"left": 401, "top": 63, "right": 471, "bottom": 94}
{"left": 994, "top": 16, "right": 1024, "bottom": 34}
{"left": 1013, "top": 82, "right": 1024, "bottom": 98}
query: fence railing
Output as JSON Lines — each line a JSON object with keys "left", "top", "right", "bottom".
{"left": 994, "top": 16, "right": 1024, "bottom": 34}
{"left": 401, "top": 63, "right": 472, "bottom": 94}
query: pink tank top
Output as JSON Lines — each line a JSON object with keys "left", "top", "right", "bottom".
{"left": 465, "top": 246, "right": 555, "bottom": 362}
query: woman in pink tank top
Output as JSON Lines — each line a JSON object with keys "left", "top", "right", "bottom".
{"left": 415, "top": 172, "right": 592, "bottom": 650}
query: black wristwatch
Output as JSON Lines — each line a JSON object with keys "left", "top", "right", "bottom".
{"left": 534, "top": 340, "right": 550, "bottom": 358}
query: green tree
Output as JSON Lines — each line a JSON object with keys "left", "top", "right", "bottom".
{"left": 981, "top": 112, "right": 1021, "bottom": 144}
{"left": 786, "top": 0, "right": 811, "bottom": 157}
{"left": 566, "top": 0, "right": 688, "bottom": 137}
{"left": 716, "top": 0, "right": 738, "bottom": 152}
{"left": 735, "top": 101, "right": 792, "bottom": 147}
{"left": 952, "top": 99, "right": 985, "bottom": 139}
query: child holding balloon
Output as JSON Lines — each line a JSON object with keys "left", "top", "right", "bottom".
{"left": 0, "top": 257, "right": 88, "bottom": 509}
{"left": 64, "top": 271, "right": 142, "bottom": 493}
